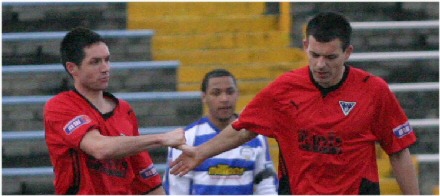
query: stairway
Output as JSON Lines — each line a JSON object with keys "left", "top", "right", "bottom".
{"left": 127, "top": 2, "right": 307, "bottom": 112}
{"left": 126, "top": 3, "right": 438, "bottom": 194}
{"left": 127, "top": 2, "right": 308, "bottom": 171}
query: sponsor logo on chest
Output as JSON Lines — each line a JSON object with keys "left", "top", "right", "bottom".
{"left": 208, "top": 164, "right": 245, "bottom": 176}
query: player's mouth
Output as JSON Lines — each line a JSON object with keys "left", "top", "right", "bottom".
{"left": 315, "top": 71, "right": 328, "bottom": 80}
{"left": 218, "top": 106, "right": 232, "bottom": 111}
{"left": 99, "top": 76, "right": 110, "bottom": 83}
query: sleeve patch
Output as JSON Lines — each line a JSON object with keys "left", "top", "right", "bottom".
{"left": 139, "top": 165, "right": 159, "bottom": 179}
{"left": 393, "top": 121, "right": 413, "bottom": 138}
{"left": 63, "top": 115, "right": 91, "bottom": 135}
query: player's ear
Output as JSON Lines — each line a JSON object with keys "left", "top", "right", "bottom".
{"left": 302, "top": 39, "right": 309, "bottom": 51}
{"left": 201, "top": 92, "right": 207, "bottom": 104}
{"left": 344, "top": 45, "right": 354, "bottom": 61}
{"left": 66, "top": 62, "right": 79, "bottom": 76}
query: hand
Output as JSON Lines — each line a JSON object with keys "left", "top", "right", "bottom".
{"left": 162, "top": 128, "right": 186, "bottom": 147}
{"left": 169, "top": 144, "right": 204, "bottom": 177}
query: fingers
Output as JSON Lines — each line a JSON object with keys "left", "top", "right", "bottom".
{"left": 164, "top": 128, "right": 186, "bottom": 147}
{"left": 174, "top": 128, "right": 185, "bottom": 135}
{"left": 169, "top": 150, "right": 193, "bottom": 177}
{"left": 169, "top": 160, "right": 190, "bottom": 177}
{"left": 175, "top": 144, "right": 190, "bottom": 151}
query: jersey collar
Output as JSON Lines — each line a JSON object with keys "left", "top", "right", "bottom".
{"left": 309, "top": 64, "right": 350, "bottom": 97}
{"left": 72, "top": 89, "right": 119, "bottom": 120}
{"left": 205, "top": 113, "right": 239, "bottom": 133}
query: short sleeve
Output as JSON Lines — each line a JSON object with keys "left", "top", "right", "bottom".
{"left": 232, "top": 81, "right": 291, "bottom": 138}
{"left": 372, "top": 80, "right": 417, "bottom": 154}
{"left": 130, "top": 152, "right": 163, "bottom": 194}
{"left": 44, "top": 96, "right": 98, "bottom": 149}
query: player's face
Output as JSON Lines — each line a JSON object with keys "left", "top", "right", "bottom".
{"left": 304, "top": 36, "right": 353, "bottom": 88}
{"left": 203, "top": 76, "right": 238, "bottom": 123}
{"left": 71, "top": 42, "right": 111, "bottom": 92}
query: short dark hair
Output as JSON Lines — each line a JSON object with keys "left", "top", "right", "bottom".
{"left": 201, "top": 69, "right": 237, "bottom": 92}
{"left": 305, "top": 12, "right": 352, "bottom": 51}
{"left": 60, "top": 27, "right": 105, "bottom": 76}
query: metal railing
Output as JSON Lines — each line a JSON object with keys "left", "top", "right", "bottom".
{"left": 2, "top": 61, "right": 180, "bottom": 73}
{"left": 389, "top": 82, "right": 439, "bottom": 92}
{"left": 351, "top": 20, "right": 439, "bottom": 30}
{"left": 2, "top": 91, "right": 201, "bottom": 105}
{"left": 349, "top": 51, "right": 439, "bottom": 62}
{"left": 2, "top": 30, "right": 154, "bottom": 42}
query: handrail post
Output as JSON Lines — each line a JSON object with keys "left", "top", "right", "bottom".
{"left": 279, "top": 2, "right": 291, "bottom": 33}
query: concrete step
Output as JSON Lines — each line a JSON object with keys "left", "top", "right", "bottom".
{"left": 350, "top": 58, "right": 438, "bottom": 84}
{"left": 394, "top": 90, "right": 439, "bottom": 119}
{"left": 410, "top": 126, "right": 439, "bottom": 154}
{"left": 290, "top": 2, "right": 439, "bottom": 48}
{"left": 177, "top": 60, "right": 305, "bottom": 83}
{"left": 128, "top": 2, "right": 266, "bottom": 17}
{"left": 379, "top": 177, "right": 402, "bottom": 194}
{"left": 3, "top": 174, "right": 54, "bottom": 194}
{"left": 153, "top": 31, "right": 291, "bottom": 51}
{"left": 2, "top": 92, "right": 202, "bottom": 131}
{"left": 2, "top": 2, "right": 126, "bottom": 33}
{"left": 2, "top": 30, "right": 154, "bottom": 65}
{"left": 418, "top": 160, "right": 439, "bottom": 194}
{"left": 351, "top": 22, "right": 439, "bottom": 52}
{"left": 180, "top": 79, "right": 273, "bottom": 97}
{"left": 154, "top": 47, "right": 306, "bottom": 66}
{"left": 129, "top": 15, "right": 279, "bottom": 35}
{"left": 2, "top": 61, "right": 179, "bottom": 96}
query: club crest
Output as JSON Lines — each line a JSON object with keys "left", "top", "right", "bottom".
{"left": 339, "top": 101, "right": 356, "bottom": 116}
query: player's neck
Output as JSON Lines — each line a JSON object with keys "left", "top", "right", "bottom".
{"left": 208, "top": 114, "right": 237, "bottom": 131}
{"left": 75, "top": 86, "right": 115, "bottom": 114}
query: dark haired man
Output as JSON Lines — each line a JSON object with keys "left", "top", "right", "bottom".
{"left": 44, "top": 27, "right": 186, "bottom": 194}
{"left": 163, "top": 69, "right": 278, "bottom": 194}
{"left": 169, "top": 12, "right": 419, "bottom": 194}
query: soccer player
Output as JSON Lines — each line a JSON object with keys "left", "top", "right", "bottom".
{"left": 163, "top": 69, "right": 278, "bottom": 195}
{"left": 169, "top": 12, "right": 419, "bottom": 194}
{"left": 44, "top": 27, "right": 186, "bottom": 195}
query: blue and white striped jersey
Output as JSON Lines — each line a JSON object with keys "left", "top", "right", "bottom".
{"left": 163, "top": 117, "right": 278, "bottom": 195}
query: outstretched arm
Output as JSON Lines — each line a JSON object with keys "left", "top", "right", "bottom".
{"left": 170, "top": 124, "right": 258, "bottom": 176}
{"left": 389, "top": 148, "right": 419, "bottom": 194}
{"left": 80, "top": 128, "right": 186, "bottom": 160}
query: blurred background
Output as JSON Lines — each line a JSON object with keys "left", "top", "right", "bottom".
{"left": 2, "top": 2, "right": 438, "bottom": 194}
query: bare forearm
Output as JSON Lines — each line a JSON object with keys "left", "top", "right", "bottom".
{"left": 102, "top": 134, "right": 165, "bottom": 159}
{"left": 88, "top": 133, "right": 166, "bottom": 159}
{"left": 390, "top": 148, "right": 419, "bottom": 194}
{"left": 80, "top": 129, "right": 184, "bottom": 160}
{"left": 169, "top": 125, "right": 257, "bottom": 177}
{"left": 198, "top": 125, "right": 257, "bottom": 160}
